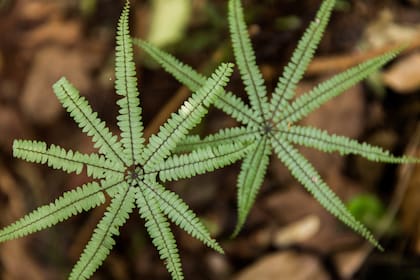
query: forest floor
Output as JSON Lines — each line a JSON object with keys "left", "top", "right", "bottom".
{"left": 0, "top": 0, "right": 420, "bottom": 279}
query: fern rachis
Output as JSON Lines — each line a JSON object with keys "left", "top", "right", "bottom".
{"left": 135, "top": 0, "right": 420, "bottom": 248}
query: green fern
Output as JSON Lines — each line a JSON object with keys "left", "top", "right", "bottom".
{"left": 0, "top": 2, "right": 248, "bottom": 279}
{"left": 134, "top": 0, "right": 420, "bottom": 249}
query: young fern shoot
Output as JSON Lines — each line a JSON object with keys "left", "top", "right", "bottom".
{"left": 134, "top": 0, "right": 420, "bottom": 249}
{"left": 0, "top": 2, "right": 250, "bottom": 279}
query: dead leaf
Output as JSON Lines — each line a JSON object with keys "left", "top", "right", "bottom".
{"left": 362, "top": 9, "right": 420, "bottom": 50}
{"left": 383, "top": 52, "right": 420, "bottom": 93}
{"left": 273, "top": 214, "right": 320, "bottom": 247}
{"left": 234, "top": 251, "right": 329, "bottom": 280}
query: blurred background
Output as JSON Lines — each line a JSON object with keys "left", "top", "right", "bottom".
{"left": 0, "top": 0, "right": 420, "bottom": 279}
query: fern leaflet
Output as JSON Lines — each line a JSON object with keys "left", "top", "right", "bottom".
{"left": 136, "top": 188, "right": 183, "bottom": 280}
{"left": 141, "top": 62, "right": 234, "bottom": 167}
{"left": 281, "top": 50, "right": 400, "bottom": 125}
{"left": 269, "top": 0, "right": 335, "bottom": 123}
{"left": 115, "top": 2, "right": 144, "bottom": 164}
{"left": 0, "top": 183, "right": 106, "bottom": 242}
{"left": 229, "top": 0, "right": 269, "bottom": 121}
{"left": 233, "top": 136, "right": 270, "bottom": 237}
{"left": 53, "top": 77, "right": 128, "bottom": 166}
{"left": 70, "top": 186, "right": 135, "bottom": 280}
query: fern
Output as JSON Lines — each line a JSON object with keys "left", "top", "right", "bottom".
{"left": 1, "top": 2, "right": 240, "bottom": 279}
{"left": 136, "top": 0, "right": 420, "bottom": 249}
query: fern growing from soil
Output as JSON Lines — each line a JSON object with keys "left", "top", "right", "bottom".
{"left": 134, "top": 0, "right": 420, "bottom": 249}
{"left": 0, "top": 2, "right": 249, "bottom": 279}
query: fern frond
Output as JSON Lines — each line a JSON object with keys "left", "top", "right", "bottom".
{"left": 133, "top": 39, "right": 204, "bottom": 92}
{"left": 277, "top": 126, "right": 420, "bottom": 164}
{"left": 228, "top": 0, "right": 269, "bottom": 121}
{"left": 270, "top": 0, "right": 335, "bottom": 123}
{"left": 233, "top": 136, "right": 270, "bottom": 237}
{"left": 156, "top": 142, "right": 253, "bottom": 181}
{"left": 141, "top": 181, "right": 223, "bottom": 253}
{"left": 70, "top": 186, "right": 135, "bottom": 280}
{"left": 271, "top": 137, "right": 381, "bottom": 249}
{"left": 141, "top": 63, "right": 234, "bottom": 167}
{"left": 175, "top": 127, "right": 257, "bottom": 152}
{"left": 136, "top": 188, "right": 183, "bottom": 280}
{"left": 115, "top": 2, "right": 144, "bottom": 165}
{"left": 282, "top": 49, "right": 399, "bottom": 124}
{"left": 133, "top": 39, "right": 259, "bottom": 126}
{"left": 53, "top": 78, "right": 128, "bottom": 166}
{"left": 0, "top": 182, "right": 105, "bottom": 242}
{"left": 13, "top": 140, "right": 124, "bottom": 179}
{"left": 214, "top": 92, "right": 261, "bottom": 127}
{"left": 13, "top": 140, "right": 83, "bottom": 175}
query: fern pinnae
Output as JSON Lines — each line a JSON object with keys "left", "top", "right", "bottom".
{"left": 133, "top": 39, "right": 260, "bottom": 127}
{"left": 133, "top": 39, "right": 205, "bottom": 93}
{"left": 81, "top": 153, "right": 125, "bottom": 180}
{"left": 70, "top": 185, "right": 135, "bottom": 280}
{"left": 13, "top": 140, "right": 124, "bottom": 179}
{"left": 13, "top": 140, "right": 83, "bottom": 175}
{"left": 270, "top": 0, "right": 335, "bottom": 123}
{"left": 0, "top": 182, "right": 106, "bottom": 242}
{"left": 157, "top": 141, "right": 254, "bottom": 181}
{"left": 233, "top": 136, "right": 270, "bottom": 237}
{"left": 229, "top": 0, "right": 269, "bottom": 121}
{"left": 141, "top": 62, "right": 234, "bottom": 166}
{"left": 141, "top": 181, "right": 223, "bottom": 253}
{"left": 281, "top": 49, "right": 400, "bottom": 125}
{"left": 115, "top": 2, "right": 144, "bottom": 165}
{"left": 53, "top": 78, "right": 128, "bottom": 166}
{"left": 136, "top": 188, "right": 183, "bottom": 280}
{"left": 277, "top": 126, "right": 420, "bottom": 164}
{"left": 174, "top": 127, "right": 257, "bottom": 152}
{"left": 270, "top": 137, "right": 381, "bottom": 249}
{"left": 214, "top": 92, "right": 261, "bottom": 127}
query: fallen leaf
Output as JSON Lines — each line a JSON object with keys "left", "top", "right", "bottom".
{"left": 383, "top": 52, "right": 420, "bottom": 93}
{"left": 362, "top": 9, "right": 420, "bottom": 50}
{"left": 234, "top": 251, "right": 329, "bottom": 280}
{"left": 273, "top": 214, "right": 321, "bottom": 247}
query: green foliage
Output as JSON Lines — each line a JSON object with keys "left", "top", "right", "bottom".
{"left": 135, "top": 0, "right": 420, "bottom": 249}
{"left": 347, "top": 193, "right": 387, "bottom": 231}
{"left": 1, "top": 2, "right": 239, "bottom": 279}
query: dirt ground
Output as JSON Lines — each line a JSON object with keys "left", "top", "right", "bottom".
{"left": 0, "top": 0, "right": 420, "bottom": 279}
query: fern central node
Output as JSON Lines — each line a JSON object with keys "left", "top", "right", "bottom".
{"left": 263, "top": 122, "right": 273, "bottom": 134}
{"left": 125, "top": 165, "right": 144, "bottom": 183}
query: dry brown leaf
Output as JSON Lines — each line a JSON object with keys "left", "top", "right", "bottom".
{"left": 362, "top": 9, "right": 420, "bottom": 50}
{"left": 383, "top": 52, "right": 420, "bottom": 93}
{"left": 273, "top": 215, "right": 320, "bottom": 247}
{"left": 234, "top": 251, "right": 329, "bottom": 280}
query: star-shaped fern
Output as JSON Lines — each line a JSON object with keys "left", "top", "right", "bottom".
{"left": 0, "top": 2, "right": 250, "bottom": 279}
{"left": 134, "top": 0, "right": 420, "bottom": 249}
